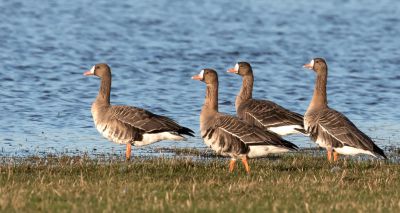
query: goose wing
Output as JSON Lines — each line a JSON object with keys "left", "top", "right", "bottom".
{"left": 110, "top": 105, "right": 194, "bottom": 136}
{"left": 312, "top": 108, "right": 385, "bottom": 157}
{"left": 238, "top": 99, "right": 304, "bottom": 129}
{"left": 203, "top": 114, "right": 297, "bottom": 150}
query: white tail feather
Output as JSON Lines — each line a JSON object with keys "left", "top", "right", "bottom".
{"left": 134, "top": 132, "right": 185, "bottom": 146}
{"left": 334, "top": 146, "right": 376, "bottom": 157}
{"left": 268, "top": 125, "right": 304, "bottom": 136}
{"left": 247, "top": 145, "right": 293, "bottom": 158}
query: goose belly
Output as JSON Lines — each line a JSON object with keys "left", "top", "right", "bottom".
{"left": 95, "top": 121, "right": 186, "bottom": 146}
{"left": 203, "top": 136, "right": 231, "bottom": 157}
{"left": 267, "top": 125, "right": 303, "bottom": 136}
{"left": 334, "top": 146, "right": 376, "bottom": 157}
{"left": 315, "top": 137, "right": 330, "bottom": 149}
{"left": 247, "top": 145, "right": 291, "bottom": 158}
{"left": 94, "top": 122, "right": 131, "bottom": 145}
{"left": 92, "top": 110, "right": 132, "bottom": 144}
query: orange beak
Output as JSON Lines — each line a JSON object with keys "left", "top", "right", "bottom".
{"left": 191, "top": 74, "right": 203, "bottom": 80}
{"left": 83, "top": 71, "right": 93, "bottom": 76}
{"left": 227, "top": 67, "right": 237, "bottom": 73}
{"left": 303, "top": 63, "right": 313, "bottom": 69}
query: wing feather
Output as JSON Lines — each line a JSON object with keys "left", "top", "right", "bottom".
{"left": 203, "top": 114, "right": 298, "bottom": 150}
{"left": 238, "top": 100, "right": 304, "bottom": 129}
{"left": 111, "top": 106, "right": 194, "bottom": 136}
{"left": 307, "top": 108, "right": 385, "bottom": 158}
{"left": 318, "top": 109, "right": 373, "bottom": 150}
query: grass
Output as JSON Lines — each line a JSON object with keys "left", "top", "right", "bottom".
{"left": 0, "top": 151, "right": 400, "bottom": 212}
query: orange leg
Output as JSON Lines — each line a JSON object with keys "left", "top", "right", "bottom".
{"left": 229, "top": 159, "right": 236, "bottom": 173}
{"left": 241, "top": 156, "right": 250, "bottom": 174}
{"left": 126, "top": 143, "right": 132, "bottom": 161}
{"left": 327, "top": 149, "right": 333, "bottom": 162}
{"left": 333, "top": 150, "right": 339, "bottom": 162}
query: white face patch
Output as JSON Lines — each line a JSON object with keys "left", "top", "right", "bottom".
{"left": 309, "top": 59, "right": 314, "bottom": 68}
{"left": 199, "top": 69, "right": 204, "bottom": 79}
{"left": 90, "top": 65, "right": 95, "bottom": 74}
{"left": 234, "top": 63, "right": 239, "bottom": 72}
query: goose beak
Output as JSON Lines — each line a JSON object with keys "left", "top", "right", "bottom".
{"left": 191, "top": 75, "right": 202, "bottom": 80}
{"left": 192, "top": 69, "right": 204, "bottom": 80}
{"left": 83, "top": 71, "right": 93, "bottom": 76}
{"left": 84, "top": 65, "right": 96, "bottom": 76}
{"left": 227, "top": 68, "right": 237, "bottom": 73}
{"left": 303, "top": 63, "right": 313, "bottom": 69}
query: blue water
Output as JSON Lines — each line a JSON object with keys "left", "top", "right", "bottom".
{"left": 0, "top": 0, "right": 399, "bottom": 157}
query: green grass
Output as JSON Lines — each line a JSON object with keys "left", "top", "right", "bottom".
{"left": 0, "top": 152, "right": 399, "bottom": 212}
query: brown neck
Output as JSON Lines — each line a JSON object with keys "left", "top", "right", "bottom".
{"left": 95, "top": 74, "right": 111, "bottom": 105}
{"left": 202, "top": 82, "right": 218, "bottom": 113}
{"left": 235, "top": 74, "right": 253, "bottom": 111}
{"left": 308, "top": 71, "right": 328, "bottom": 111}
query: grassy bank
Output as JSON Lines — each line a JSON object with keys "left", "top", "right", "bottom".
{"left": 0, "top": 152, "right": 399, "bottom": 212}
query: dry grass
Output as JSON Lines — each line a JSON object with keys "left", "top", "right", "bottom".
{"left": 0, "top": 153, "right": 399, "bottom": 212}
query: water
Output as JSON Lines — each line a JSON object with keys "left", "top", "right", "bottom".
{"left": 0, "top": 0, "right": 399, "bottom": 157}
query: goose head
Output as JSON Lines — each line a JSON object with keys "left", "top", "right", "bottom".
{"left": 192, "top": 68, "right": 218, "bottom": 85}
{"left": 227, "top": 62, "right": 253, "bottom": 76}
{"left": 84, "top": 63, "right": 111, "bottom": 78}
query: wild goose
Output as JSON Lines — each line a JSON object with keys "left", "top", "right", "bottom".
{"left": 227, "top": 62, "right": 305, "bottom": 136}
{"left": 84, "top": 63, "right": 194, "bottom": 160}
{"left": 192, "top": 69, "right": 298, "bottom": 173}
{"left": 303, "top": 58, "right": 386, "bottom": 161}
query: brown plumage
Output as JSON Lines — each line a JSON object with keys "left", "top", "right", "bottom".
{"left": 201, "top": 114, "right": 298, "bottom": 156}
{"left": 84, "top": 63, "right": 194, "bottom": 160}
{"left": 192, "top": 69, "right": 298, "bottom": 173}
{"left": 227, "top": 62, "right": 306, "bottom": 136}
{"left": 303, "top": 58, "right": 386, "bottom": 161}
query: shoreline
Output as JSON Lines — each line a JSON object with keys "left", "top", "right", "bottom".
{"left": 1, "top": 146, "right": 399, "bottom": 163}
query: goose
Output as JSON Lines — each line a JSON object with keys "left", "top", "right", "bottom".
{"left": 303, "top": 58, "right": 386, "bottom": 161}
{"left": 227, "top": 62, "right": 306, "bottom": 136}
{"left": 84, "top": 63, "right": 194, "bottom": 160}
{"left": 192, "top": 69, "right": 298, "bottom": 173}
